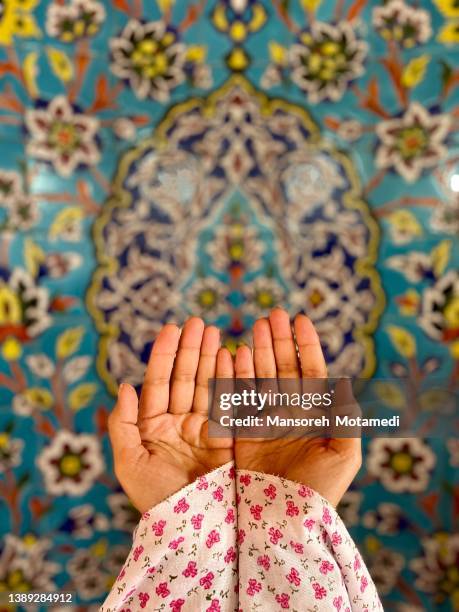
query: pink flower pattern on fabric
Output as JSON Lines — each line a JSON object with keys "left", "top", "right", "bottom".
{"left": 101, "top": 464, "right": 238, "bottom": 612}
{"left": 237, "top": 470, "right": 383, "bottom": 612}
{"left": 101, "top": 464, "right": 382, "bottom": 611}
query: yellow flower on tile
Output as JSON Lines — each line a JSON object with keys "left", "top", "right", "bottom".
{"left": 230, "top": 21, "right": 247, "bottom": 42}
{"left": 302, "top": 0, "right": 322, "bottom": 12}
{"left": 91, "top": 538, "right": 108, "bottom": 557}
{"left": 387, "top": 325, "right": 416, "bottom": 358}
{"left": 157, "top": 0, "right": 175, "bottom": 12}
{"left": 24, "top": 387, "right": 54, "bottom": 409}
{"left": 22, "top": 533, "right": 37, "bottom": 546}
{"left": 431, "top": 239, "right": 452, "bottom": 277}
{"left": 47, "top": 47, "right": 74, "bottom": 83}
{"left": 434, "top": 0, "right": 459, "bottom": 18}
{"left": 269, "top": 42, "right": 288, "bottom": 66}
{"left": 401, "top": 55, "right": 430, "bottom": 88}
{"left": 396, "top": 289, "right": 421, "bottom": 316}
{"left": 227, "top": 47, "right": 249, "bottom": 71}
{"left": 56, "top": 327, "right": 85, "bottom": 359}
{"left": 68, "top": 383, "right": 97, "bottom": 411}
{"left": 450, "top": 339, "right": 459, "bottom": 360}
{"left": 186, "top": 45, "right": 207, "bottom": 63}
{"left": 0, "top": 433, "right": 10, "bottom": 449}
{"left": 0, "top": 284, "right": 21, "bottom": 326}
{"left": 444, "top": 296, "right": 459, "bottom": 328}
{"left": 365, "top": 535, "right": 381, "bottom": 554}
{"left": 0, "top": 0, "right": 41, "bottom": 46}
{"left": 49, "top": 207, "right": 84, "bottom": 240}
{"left": 1, "top": 337, "right": 22, "bottom": 361}
{"left": 248, "top": 4, "right": 267, "bottom": 32}
{"left": 373, "top": 381, "right": 406, "bottom": 409}
{"left": 212, "top": 5, "right": 228, "bottom": 32}
{"left": 437, "top": 20, "right": 459, "bottom": 44}
{"left": 387, "top": 210, "right": 423, "bottom": 241}
{"left": 24, "top": 238, "right": 45, "bottom": 278}
{"left": 23, "top": 51, "right": 39, "bottom": 98}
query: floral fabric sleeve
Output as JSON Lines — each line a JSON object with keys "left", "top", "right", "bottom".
{"left": 236, "top": 470, "right": 383, "bottom": 612}
{"left": 101, "top": 465, "right": 382, "bottom": 612}
{"left": 100, "top": 462, "right": 238, "bottom": 612}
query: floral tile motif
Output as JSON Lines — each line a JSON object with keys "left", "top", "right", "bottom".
{"left": 88, "top": 76, "right": 384, "bottom": 390}
{"left": 0, "top": 0, "right": 458, "bottom": 610}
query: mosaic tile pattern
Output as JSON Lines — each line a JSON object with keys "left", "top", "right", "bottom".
{"left": 0, "top": 0, "right": 458, "bottom": 610}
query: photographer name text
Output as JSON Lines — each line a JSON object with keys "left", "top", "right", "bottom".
{"left": 218, "top": 414, "right": 400, "bottom": 428}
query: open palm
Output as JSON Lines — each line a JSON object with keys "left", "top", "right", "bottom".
{"left": 108, "top": 318, "right": 233, "bottom": 513}
{"left": 234, "top": 309, "right": 362, "bottom": 506}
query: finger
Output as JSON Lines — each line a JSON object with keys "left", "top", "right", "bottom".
{"left": 234, "top": 344, "right": 259, "bottom": 427}
{"left": 268, "top": 309, "right": 300, "bottom": 399}
{"left": 235, "top": 344, "right": 255, "bottom": 379}
{"left": 216, "top": 347, "right": 234, "bottom": 378}
{"left": 210, "top": 347, "right": 235, "bottom": 428}
{"left": 253, "top": 318, "right": 277, "bottom": 378}
{"left": 109, "top": 383, "right": 145, "bottom": 465}
{"left": 169, "top": 317, "right": 205, "bottom": 414}
{"left": 292, "top": 314, "right": 329, "bottom": 418}
{"left": 268, "top": 308, "right": 300, "bottom": 378}
{"left": 139, "top": 324, "right": 180, "bottom": 419}
{"left": 253, "top": 317, "right": 279, "bottom": 404}
{"left": 192, "top": 325, "right": 220, "bottom": 415}
{"left": 293, "top": 314, "right": 327, "bottom": 378}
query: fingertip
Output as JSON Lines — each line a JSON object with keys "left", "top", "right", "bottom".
{"left": 117, "top": 382, "right": 125, "bottom": 399}
{"left": 216, "top": 346, "right": 234, "bottom": 377}
{"left": 119, "top": 380, "right": 137, "bottom": 394}
{"left": 294, "top": 314, "right": 319, "bottom": 342}
{"left": 269, "top": 306, "right": 289, "bottom": 321}
{"left": 163, "top": 322, "right": 181, "bottom": 333}
{"left": 157, "top": 323, "right": 181, "bottom": 343}
{"left": 118, "top": 381, "right": 133, "bottom": 397}
{"left": 116, "top": 382, "right": 139, "bottom": 417}
{"left": 253, "top": 317, "right": 269, "bottom": 334}
{"left": 253, "top": 317, "right": 268, "bottom": 329}
{"left": 269, "top": 307, "right": 294, "bottom": 339}
{"left": 203, "top": 325, "right": 220, "bottom": 345}
{"left": 184, "top": 316, "right": 205, "bottom": 332}
{"left": 235, "top": 344, "right": 255, "bottom": 379}
{"left": 235, "top": 344, "right": 252, "bottom": 361}
{"left": 253, "top": 317, "right": 272, "bottom": 346}
{"left": 217, "top": 346, "right": 232, "bottom": 361}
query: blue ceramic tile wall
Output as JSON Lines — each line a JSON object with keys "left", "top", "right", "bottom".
{"left": 0, "top": 0, "right": 458, "bottom": 609}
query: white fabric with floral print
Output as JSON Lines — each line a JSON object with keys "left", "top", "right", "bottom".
{"left": 101, "top": 463, "right": 382, "bottom": 611}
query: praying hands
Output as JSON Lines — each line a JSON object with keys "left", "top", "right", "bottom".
{"left": 104, "top": 308, "right": 382, "bottom": 612}
{"left": 108, "top": 308, "right": 361, "bottom": 510}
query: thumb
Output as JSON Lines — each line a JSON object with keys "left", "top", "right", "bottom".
{"left": 108, "top": 383, "right": 143, "bottom": 462}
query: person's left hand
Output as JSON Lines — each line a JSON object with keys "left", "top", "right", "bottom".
{"left": 108, "top": 317, "right": 234, "bottom": 513}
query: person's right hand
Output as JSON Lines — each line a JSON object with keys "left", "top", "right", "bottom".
{"left": 234, "top": 308, "right": 362, "bottom": 507}
{"left": 108, "top": 317, "right": 233, "bottom": 513}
